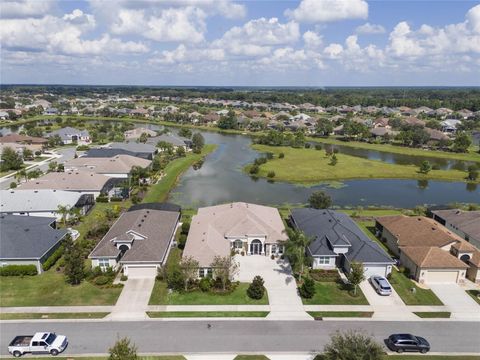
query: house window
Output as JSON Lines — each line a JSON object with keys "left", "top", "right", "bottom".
{"left": 317, "top": 256, "right": 330, "bottom": 265}
{"left": 98, "top": 258, "right": 110, "bottom": 270}
{"left": 234, "top": 240, "right": 243, "bottom": 249}
{"left": 271, "top": 244, "right": 277, "bottom": 254}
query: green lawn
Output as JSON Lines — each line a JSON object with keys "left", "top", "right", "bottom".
{"left": 389, "top": 270, "right": 443, "bottom": 306}
{"left": 143, "top": 144, "right": 217, "bottom": 203}
{"left": 467, "top": 290, "right": 480, "bottom": 305}
{"left": 0, "top": 312, "right": 109, "bottom": 320}
{"left": 23, "top": 357, "right": 185, "bottom": 360}
{"left": 147, "top": 311, "right": 269, "bottom": 318}
{"left": 315, "top": 356, "right": 480, "bottom": 360}
{"left": 302, "top": 281, "right": 369, "bottom": 305}
{"left": 234, "top": 356, "right": 270, "bottom": 360}
{"left": 310, "top": 136, "right": 480, "bottom": 163}
{"left": 249, "top": 145, "right": 473, "bottom": 184}
{"left": 414, "top": 312, "right": 451, "bottom": 318}
{"left": 308, "top": 311, "right": 373, "bottom": 318}
{"left": 0, "top": 270, "right": 122, "bottom": 307}
{"left": 149, "top": 282, "right": 268, "bottom": 305}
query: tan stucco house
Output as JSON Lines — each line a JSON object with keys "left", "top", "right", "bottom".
{"left": 183, "top": 202, "right": 288, "bottom": 277}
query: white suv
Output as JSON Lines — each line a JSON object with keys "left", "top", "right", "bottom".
{"left": 369, "top": 275, "right": 392, "bottom": 296}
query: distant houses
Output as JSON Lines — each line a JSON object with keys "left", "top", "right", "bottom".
{"left": 46, "top": 127, "right": 91, "bottom": 145}
{"left": 64, "top": 154, "right": 152, "bottom": 178}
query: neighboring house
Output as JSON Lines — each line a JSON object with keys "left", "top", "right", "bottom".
{"left": 430, "top": 209, "right": 480, "bottom": 249}
{"left": 89, "top": 203, "right": 180, "bottom": 277}
{"left": 124, "top": 127, "right": 157, "bottom": 140}
{"left": 0, "top": 143, "right": 26, "bottom": 157}
{"left": 375, "top": 215, "right": 471, "bottom": 284}
{"left": 47, "top": 127, "right": 91, "bottom": 145}
{"left": 0, "top": 134, "right": 47, "bottom": 146}
{"left": 104, "top": 142, "right": 157, "bottom": 160}
{"left": 0, "top": 189, "right": 94, "bottom": 220}
{"left": 0, "top": 214, "right": 68, "bottom": 273}
{"left": 183, "top": 202, "right": 288, "bottom": 277}
{"left": 85, "top": 146, "right": 156, "bottom": 160}
{"left": 290, "top": 208, "right": 394, "bottom": 277}
{"left": 146, "top": 133, "right": 192, "bottom": 150}
{"left": 17, "top": 171, "right": 123, "bottom": 199}
{"left": 440, "top": 119, "right": 462, "bottom": 134}
{"left": 64, "top": 155, "right": 151, "bottom": 178}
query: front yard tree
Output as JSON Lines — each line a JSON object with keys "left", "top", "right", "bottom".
{"left": 192, "top": 132, "right": 205, "bottom": 153}
{"left": 108, "top": 336, "right": 138, "bottom": 360}
{"left": 419, "top": 160, "right": 432, "bottom": 174}
{"left": 347, "top": 262, "right": 365, "bottom": 296}
{"left": 63, "top": 234, "right": 85, "bottom": 285}
{"left": 1, "top": 146, "right": 23, "bottom": 171}
{"left": 247, "top": 275, "right": 265, "bottom": 300}
{"left": 323, "top": 330, "right": 384, "bottom": 360}
{"left": 283, "top": 229, "right": 312, "bottom": 276}
{"left": 210, "top": 255, "right": 239, "bottom": 292}
{"left": 180, "top": 256, "right": 199, "bottom": 291}
{"left": 308, "top": 190, "right": 332, "bottom": 209}
{"left": 453, "top": 132, "right": 472, "bottom": 153}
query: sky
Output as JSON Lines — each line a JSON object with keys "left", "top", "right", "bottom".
{"left": 1, "top": 0, "right": 480, "bottom": 86}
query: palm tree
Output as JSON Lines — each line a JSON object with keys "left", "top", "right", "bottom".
{"left": 282, "top": 228, "right": 312, "bottom": 277}
{"left": 57, "top": 205, "right": 70, "bottom": 226}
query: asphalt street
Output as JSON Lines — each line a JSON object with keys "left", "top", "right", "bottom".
{"left": 1, "top": 320, "right": 479, "bottom": 356}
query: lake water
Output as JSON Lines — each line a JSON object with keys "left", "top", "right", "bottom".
{"left": 170, "top": 131, "right": 479, "bottom": 208}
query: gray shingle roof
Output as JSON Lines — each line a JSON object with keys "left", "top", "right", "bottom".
{"left": 108, "top": 142, "right": 156, "bottom": 153}
{"left": 291, "top": 208, "right": 393, "bottom": 264}
{"left": 0, "top": 215, "right": 67, "bottom": 260}
{"left": 47, "top": 127, "right": 89, "bottom": 140}
{"left": 146, "top": 134, "right": 191, "bottom": 147}
{"left": 0, "top": 190, "right": 85, "bottom": 213}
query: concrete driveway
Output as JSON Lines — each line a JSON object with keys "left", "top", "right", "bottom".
{"left": 234, "top": 255, "right": 311, "bottom": 320}
{"left": 360, "top": 279, "right": 417, "bottom": 320}
{"left": 429, "top": 283, "right": 480, "bottom": 320}
{"left": 108, "top": 277, "right": 156, "bottom": 320}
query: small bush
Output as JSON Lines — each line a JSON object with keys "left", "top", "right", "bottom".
{"left": 120, "top": 275, "right": 128, "bottom": 281}
{"left": 0, "top": 264, "right": 38, "bottom": 276}
{"left": 35, "top": 150, "right": 42, "bottom": 156}
{"left": 304, "top": 143, "right": 311, "bottom": 149}
{"left": 9, "top": 182, "right": 17, "bottom": 189}
{"left": 94, "top": 275, "right": 110, "bottom": 286}
{"left": 177, "top": 234, "right": 187, "bottom": 249}
{"left": 267, "top": 171, "right": 276, "bottom": 178}
{"left": 110, "top": 196, "right": 123, "bottom": 202}
{"left": 266, "top": 152, "right": 274, "bottom": 160}
{"left": 199, "top": 277, "right": 212, "bottom": 292}
{"left": 247, "top": 275, "right": 265, "bottom": 300}
{"left": 42, "top": 244, "right": 65, "bottom": 271}
{"left": 96, "top": 195, "right": 109, "bottom": 203}
{"left": 279, "top": 152, "right": 285, "bottom": 158}
{"left": 181, "top": 221, "right": 190, "bottom": 234}
{"left": 299, "top": 277, "right": 316, "bottom": 299}
{"left": 333, "top": 148, "right": 339, "bottom": 154}
{"left": 315, "top": 144, "right": 322, "bottom": 150}
{"left": 249, "top": 164, "right": 259, "bottom": 174}
{"left": 76, "top": 145, "right": 90, "bottom": 151}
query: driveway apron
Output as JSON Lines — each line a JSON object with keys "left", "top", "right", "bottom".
{"left": 108, "top": 277, "right": 155, "bottom": 320}
{"left": 429, "top": 284, "right": 480, "bottom": 320}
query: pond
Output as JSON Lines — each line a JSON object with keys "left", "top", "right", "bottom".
{"left": 169, "top": 131, "right": 479, "bottom": 208}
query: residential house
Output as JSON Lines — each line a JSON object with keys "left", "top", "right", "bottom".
{"left": 425, "top": 128, "right": 449, "bottom": 142}
{"left": 146, "top": 133, "right": 192, "bottom": 150}
{"left": 375, "top": 215, "right": 470, "bottom": 283}
{"left": 440, "top": 119, "right": 462, "bottom": 134}
{"left": 290, "top": 208, "right": 394, "bottom": 277}
{"left": 124, "top": 127, "right": 157, "bottom": 140}
{"left": 43, "top": 108, "right": 59, "bottom": 116}
{"left": 430, "top": 209, "right": 480, "bottom": 249}
{"left": 183, "top": 202, "right": 288, "bottom": 277}
{"left": 0, "top": 189, "right": 94, "bottom": 220}
{"left": 0, "top": 215, "right": 68, "bottom": 273}
{"left": 89, "top": 203, "right": 180, "bottom": 277}
{"left": 0, "top": 134, "right": 47, "bottom": 146}
{"left": 47, "top": 127, "right": 91, "bottom": 145}
{"left": 86, "top": 142, "right": 157, "bottom": 160}
{"left": 64, "top": 154, "right": 151, "bottom": 178}
{"left": 403, "top": 117, "right": 426, "bottom": 127}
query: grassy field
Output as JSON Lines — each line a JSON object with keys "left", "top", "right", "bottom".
{"left": 147, "top": 311, "right": 269, "bottom": 318}
{"left": 22, "top": 357, "right": 186, "bottom": 360}
{"left": 466, "top": 290, "right": 480, "bottom": 304}
{"left": 389, "top": 270, "right": 443, "bottom": 306}
{"left": 310, "top": 136, "right": 480, "bottom": 162}
{"left": 149, "top": 282, "right": 268, "bottom": 305}
{"left": 249, "top": 145, "right": 474, "bottom": 184}
{"left": 0, "top": 270, "right": 122, "bottom": 307}
{"left": 302, "top": 281, "right": 369, "bottom": 305}
{"left": 143, "top": 144, "right": 217, "bottom": 203}
{"left": 414, "top": 312, "right": 451, "bottom": 318}
{"left": 0, "top": 312, "right": 109, "bottom": 320}
{"left": 308, "top": 311, "right": 373, "bottom": 318}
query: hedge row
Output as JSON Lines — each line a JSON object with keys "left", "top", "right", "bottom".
{"left": 0, "top": 264, "right": 38, "bottom": 276}
{"left": 42, "top": 245, "right": 65, "bottom": 271}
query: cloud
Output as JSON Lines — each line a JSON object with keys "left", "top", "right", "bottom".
{"left": 356, "top": 22, "right": 386, "bottom": 34}
{"left": 150, "top": 44, "right": 225, "bottom": 64}
{"left": 285, "top": 0, "right": 368, "bottom": 23}
{"left": 303, "top": 31, "right": 323, "bottom": 48}
{"left": 466, "top": 4, "right": 480, "bottom": 33}
{"left": 0, "top": 0, "right": 55, "bottom": 19}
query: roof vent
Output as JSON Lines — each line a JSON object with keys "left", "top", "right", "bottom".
{"left": 138, "top": 224, "right": 141, "bottom": 227}
{"left": 24, "top": 228, "right": 30, "bottom": 232}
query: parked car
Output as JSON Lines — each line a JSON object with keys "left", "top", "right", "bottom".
{"left": 386, "top": 333, "right": 430, "bottom": 353}
{"left": 8, "top": 332, "right": 68, "bottom": 357}
{"left": 369, "top": 275, "right": 392, "bottom": 296}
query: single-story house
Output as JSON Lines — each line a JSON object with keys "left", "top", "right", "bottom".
{"left": 0, "top": 189, "right": 94, "bottom": 220}
{"left": 64, "top": 154, "right": 151, "bottom": 178}
{"left": 46, "top": 127, "right": 91, "bottom": 145}
{"left": 440, "top": 119, "right": 462, "bottom": 133}
{"left": 430, "top": 209, "right": 480, "bottom": 249}
{"left": 124, "top": 127, "right": 157, "bottom": 140}
{"left": 466, "top": 251, "right": 480, "bottom": 284}
{"left": 103, "top": 142, "right": 157, "bottom": 160}
{"left": 0, "top": 214, "right": 68, "bottom": 273}
{"left": 17, "top": 171, "right": 123, "bottom": 199}
{"left": 89, "top": 203, "right": 180, "bottom": 277}
{"left": 0, "top": 134, "right": 48, "bottom": 146}
{"left": 146, "top": 134, "right": 192, "bottom": 150}
{"left": 183, "top": 202, "right": 288, "bottom": 277}
{"left": 84, "top": 147, "right": 155, "bottom": 160}
{"left": 290, "top": 208, "right": 394, "bottom": 277}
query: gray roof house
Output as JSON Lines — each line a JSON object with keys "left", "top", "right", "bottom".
{"left": 0, "top": 214, "right": 68, "bottom": 273}
{"left": 431, "top": 209, "right": 480, "bottom": 249}
{"left": 99, "top": 142, "right": 157, "bottom": 159}
{"left": 89, "top": 203, "right": 181, "bottom": 277}
{"left": 290, "top": 208, "right": 394, "bottom": 277}
{"left": 47, "top": 127, "right": 91, "bottom": 144}
{"left": 146, "top": 134, "right": 192, "bottom": 149}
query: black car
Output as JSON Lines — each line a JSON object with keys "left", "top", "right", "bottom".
{"left": 386, "top": 333, "right": 430, "bottom": 353}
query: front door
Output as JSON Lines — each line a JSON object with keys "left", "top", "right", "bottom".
{"left": 250, "top": 240, "right": 262, "bottom": 255}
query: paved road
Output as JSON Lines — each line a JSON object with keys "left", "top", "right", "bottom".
{"left": 1, "top": 320, "right": 479, "bottom": 355}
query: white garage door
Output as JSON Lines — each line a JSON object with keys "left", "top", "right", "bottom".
{"left": 363, "top": 265, "right": 389, "bottom": 278}
{"left": 425, "top": 270, "right": 459, "bottom": 283}
{"left": 125, "top": 266, "right": 157, "bottom": 278}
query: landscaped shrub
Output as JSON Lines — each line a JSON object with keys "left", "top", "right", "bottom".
{"left": 247, "top": 275, "right": 265, "bottom": 300}
{"left": 267, "top": 171, "right": 276, "bottom": 178}
{"left": 94, "top": 275, "right": 110, "bottom": 286}
{"left": 76, "top": 145, "right": 90, "bottom": 151}
{"left": 299, "top": 277, "right": 316, "bottom": 299}
{"left": 9, "top": 182, "right": 17, "bottom": 189}
{"left": 181, "top": 221, "right": 191, "bottom": 234}
{"left": 315, "top": 144, "right": 322, "bottom": 150}
{"left": 304, "top": 143, "right": 311, "bottom": 149}
{"left": 42, "top": 244, "right": 65, "bottom": 271}
{"left": 0, "top": 264, "right": 38, "bottom": 276}
{"left": 310, "top": 269, "right": 340, "bottom": 282}
{"left": 279, "top": 152, "right": 285, "bottom": 159}
{"left": 120, "top": 275, "right": 128, "bottom": 281}
{"left": 110, "top": 196, "right": 123, "bottom": 202}
{"left": 199, "top": 277, "right": 212, "bottom": 292}
{"left": 167, "top": 268, "right": 185, "bottom": 291}
{"left": 96, "top": 195, "right": 109, "bottom": 203}
{"left": 177, "top": 234, "right": 187, "bottom": 249}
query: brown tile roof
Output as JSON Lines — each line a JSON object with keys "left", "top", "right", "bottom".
{"left": 0, "top": 134, "right": 47, "bottom": 144}
{"left": 451, "top": 240, "right": 477, "bottom": 253}
{"left": 469, "top": 251, "right": 480, "bottom": 267}
{"left": 65, "top": 154, "right": 151, "bottom": 174}
{"left": 376, "top": 215, "right": 462, "bottom": 248}
{"left": 401, "top": 246, "right": 468, "bottom": 269}
{"left": 18, "top": 171, "right": 111, "bottom": 192}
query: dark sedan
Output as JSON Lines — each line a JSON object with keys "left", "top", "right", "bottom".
{"left": 386, "top": 333, "right": 430, "bottom": 353}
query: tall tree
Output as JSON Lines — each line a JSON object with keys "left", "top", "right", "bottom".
{"left": 1, "top": 146, "right": 23, "bottom": 171}
{"left": 191, "top": 132, "right": 205, "bottom": 154}
{"left": 108, "top": 337, "right": 138, "bottom": 360}
{"left": 323, "top": 330, "right": 384, "bottom": 360}
{"left": 179, "top": 256, "right": 199, "bottom": 292}
{"left": 453, "top": 132, "right": 472, "bottom": 153}
{"left": 346, "top": 262, "right": 365, "bottom": 296}
{"left": 210, "top": 256, "right": 239, "bottom": 291}
{"left": 308, "top": 191, "right": 333, "bottom": 209}
{"left": 419, "top": 160, "right": 432, "bottom": 174}
{"left": 63, "top": 234, "right": 85, "bottom": 285}
{"left": 57, "top": 205, "right": 70, "bottom": 226}
{"left": 282, "top": 229, "right": 312, "bottom": 276}
{"left": 178, "top": 128, "right": 192, "bottom": 138}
